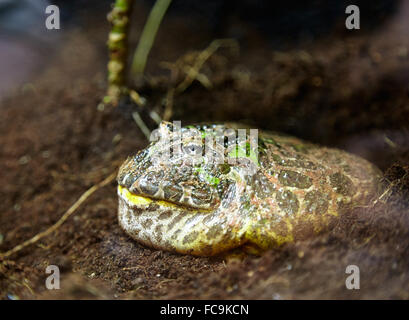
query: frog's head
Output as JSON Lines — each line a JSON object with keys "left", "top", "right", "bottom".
{"left": 117, "top": 121, "right": 260, "bottom": 212}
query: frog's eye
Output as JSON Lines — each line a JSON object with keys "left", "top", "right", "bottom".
{"left": 183, "top": 142, "right": 203, "bottom": 157}
{"left": 191, "top": 184, "right": 212, "bottom": 206}
{"left": 139, "top": 171, "right": 163, "bottom": 196}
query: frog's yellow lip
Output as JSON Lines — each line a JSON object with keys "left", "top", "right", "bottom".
{"left": 118, "top": 185, "right": 153, "bottom": 205}
{"left": 117, "top": 185, "right": 211, "bottom": 212}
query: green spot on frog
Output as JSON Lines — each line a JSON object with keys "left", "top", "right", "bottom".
{"left": 228, "top": 142, "right": 259, "bottom": 166}
{"left": 194, "top": 167, "right": 220, "bottom": 186}
{"left": 219, "top": 163, "right": 231, "bottom": 174}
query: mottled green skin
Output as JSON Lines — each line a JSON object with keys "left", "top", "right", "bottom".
{"left": 117, "top": 122, "right": 381, "bottom": 256}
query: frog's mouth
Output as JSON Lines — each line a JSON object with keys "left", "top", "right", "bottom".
{"left": 117, "top": 185, "right": 211, "bottom": 212}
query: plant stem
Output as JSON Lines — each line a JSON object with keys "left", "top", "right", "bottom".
{"left": 131, "top": 0, "right": 172, "bottom": 76}
{"left": 106, "top": 0, "right": 134, "bottom": 105}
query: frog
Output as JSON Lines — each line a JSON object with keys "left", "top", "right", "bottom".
{"left": 117, "top": 121, "right": 381, "bottom": 256}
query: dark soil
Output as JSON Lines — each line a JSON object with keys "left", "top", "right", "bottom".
{"left": 0, "top": 3, "right": 408, "bottom": 299}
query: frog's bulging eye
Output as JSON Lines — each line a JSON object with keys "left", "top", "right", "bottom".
{"left": 163, "top": 182, "right": 183, "bottom": 202}
{"left": 139, "top": 171, "right": 163, "bottom": 195}
{"left": 191, "top": 184, "right": 212, "bottom": 206}
{"left": 183, "top": 143, "right": 203, "bottom": 156}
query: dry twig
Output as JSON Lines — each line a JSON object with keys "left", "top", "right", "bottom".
{"left": 162, "top": 38, "right": 238, "bottom": 120}
{"left": 0, "top": 172, "right": 117, "bottom": 259}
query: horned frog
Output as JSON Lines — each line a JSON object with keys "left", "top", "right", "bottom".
{"left": 117, "top": 121, "right": 381, "bottom": 256}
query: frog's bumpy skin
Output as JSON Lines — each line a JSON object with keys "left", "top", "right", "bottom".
{"left": 117, "top": 122, "right": 381, "bottom": 256}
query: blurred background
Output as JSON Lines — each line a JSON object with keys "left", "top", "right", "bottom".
{"left": 0, "top": 0, "right": 405, "bottom": 98}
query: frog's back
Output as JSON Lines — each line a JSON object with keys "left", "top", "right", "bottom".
{"left": 242, "top": 129, "right": 381, "bottom": 251}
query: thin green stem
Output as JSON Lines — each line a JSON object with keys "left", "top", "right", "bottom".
{"left": 131, "top": 0, "right": 172, "bottom": 76}
{"left": 106, "top": 0, "right": 134, "bottom": 105}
